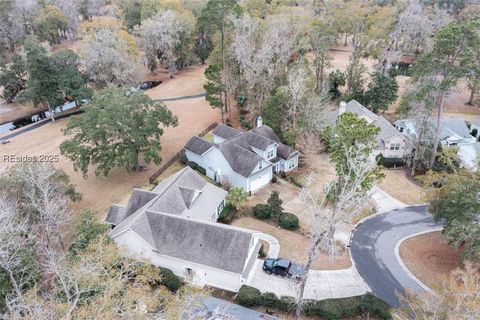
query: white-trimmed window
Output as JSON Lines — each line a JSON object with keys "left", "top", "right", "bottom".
{"left": 258, "top": 162, "right": 263, "bottom": 170}
{"left": 266, "top": 149, "right": 275, "bottom": 159}
{"left": 288, "top": 159, "right": 295, "bottom": 169}
{"left": 390, "top": 143, "right": 400, "bottom": 151}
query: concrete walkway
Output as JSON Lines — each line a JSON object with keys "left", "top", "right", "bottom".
{"left": 254, "top": 233, "right": 280, "bottom": 258}
{"left": 247, "top": 260, "right": 369, "bottom": 300}
{"left": 370, "top": 186, "right": 407, "bottom": 212}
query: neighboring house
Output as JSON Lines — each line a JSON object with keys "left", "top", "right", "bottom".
{"left": 337, "top": 100, "right": 411, "bottom": 159}
{"left": 395, "top": 117, "right": 479, "bottom": 169}
{"left": 105, "top": 167, "right": 261, "bottom": 292}
{"left": 184, "top": 120, "right": 299, "bottom": 193}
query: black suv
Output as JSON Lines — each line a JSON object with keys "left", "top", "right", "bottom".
{"left": 262, "top": 258, "right": 306, "bottom": 278}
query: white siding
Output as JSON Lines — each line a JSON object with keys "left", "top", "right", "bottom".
{"left": 113, "top": 230, "right": 245, "bottom": 292}
{"left": 186, "top": 148, "right": 249, "bottom": 191}
{"left": 382, "top": 135, "right": 408, "bottom": 158}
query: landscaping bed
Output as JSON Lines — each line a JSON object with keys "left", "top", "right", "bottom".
{"left": 399, "top": 231, "right": 462, "bottom": 291}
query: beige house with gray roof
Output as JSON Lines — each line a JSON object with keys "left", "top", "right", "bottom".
{"left": 106, "top": 167, "right": 261, "bottom": 292}
{"left": 338, "top": 100, "right": 411, "bottom": 159}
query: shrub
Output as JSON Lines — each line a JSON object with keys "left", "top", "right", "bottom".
{"left": 267, "top": 191, "right": 284, "bottom": 221}
{"left": 218, "top": 205, "right": 233, "bottom": 223}
{"left": 187, "top": 161, "right": 197, "bottom": 170}
{"left": 271, "top": 175, "right": 277, "bottom": 183}
{"left": 381, "top": 157, "right": 406, "bottom": 168}
{"left": 236, "top": 285, "right": 262, "bottom": 307}
{"left": 472, "top": 128, "right": 478, "bottom": 137}
{"left": 303, "top": 295, "right": 391, "bottom": 320}
{"left": 261, "top": 292, "right": 279, "bottom": 308}
{"left": 196, "top": 166, "right": 206, "bottom": 175}
{"left": 359, "top": 293, "right": 392, "bottom": 320}
{"left": 253, "top": 204, "right": 271, "bottom": 220}
{"left": 278, "top": 212, "right": 299, "bottom": 230}
{"left": 68, "top": 209, "right": 110, "bottom": 257}
{"left": 159, "top": 267, "right": 181, "bottom": 292}
{"left": 179, "top": 153, "right": 188, "bottom": 165}
{"left": 277, "top": 296, "right": 296, "bottom": 312}
{"left": 258, "top": 243, "right": 267, "bottom": 258}
{"left": 290, "top": 176, "right": 304, "bottom": 188}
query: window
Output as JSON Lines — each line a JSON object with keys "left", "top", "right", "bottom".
{"left": 390, "top": 143, "right": 400, "bottom": 151}
{"left": 288, "top": 159, "right": 295, "bottom": 169}
{"left": 258, "top": 162, "right": 263, "bottom": 170}
{"left": 266, "top": 149, "right": 275, "bottom": 159}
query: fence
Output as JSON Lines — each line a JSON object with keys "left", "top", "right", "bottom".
{"left": 148, "top": 121, "right": 219, "bottom": 184}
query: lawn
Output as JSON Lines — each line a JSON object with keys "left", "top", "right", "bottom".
{"left": 399, "top": 231, "right": 462, "bottom": 291}
{"left": 0, "top": 64, "right": 221, "bottom": 219}
{"left": 232, "top": 216, "right": 352, "bottom": 270}
{"left": 378, "top": 168, "right": 426, "bottom": 204}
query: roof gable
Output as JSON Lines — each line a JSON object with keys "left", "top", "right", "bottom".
{"left": 185, "top": 136, "right": 214, "bottom": 156}
{"left": 212, "top": 123, "right": 243, "bottom": 140}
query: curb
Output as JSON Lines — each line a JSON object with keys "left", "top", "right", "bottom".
{"left": 393, "top": 228, "right": 444, "bottom": 297}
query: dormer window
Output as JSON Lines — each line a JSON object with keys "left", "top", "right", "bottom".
{"left": 266, "top": 149, "right": 274, "bottom": 159}
{"left": 259, "top": 162, "right": 263, "bottom": 170}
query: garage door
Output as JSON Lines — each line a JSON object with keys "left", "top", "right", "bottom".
{"left": 250, "top": 172, "right": 271, "bottom": 192}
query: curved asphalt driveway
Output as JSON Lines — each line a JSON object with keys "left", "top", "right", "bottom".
{"left": 350, "top": 205, "right": 442, "bottom": 307}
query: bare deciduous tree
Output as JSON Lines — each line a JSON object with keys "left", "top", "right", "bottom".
{"left": 295, "top": 144, "right": 380, "bottom": 319}
{"left": 81, "top": 27, "right": 140, "bottom": 88}
{"left": 135, "top": 10, "right": 194, "bottom": 77}
{"left": 0, "top": 193, "right": 33, "bottom": 312}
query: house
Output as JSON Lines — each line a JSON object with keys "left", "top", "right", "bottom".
{"left": 337, "top": 100, "right": 411, "bottom": 159}
{"left": 395, "top": 117, "right": 479, "bottom": 169}
{"left": 184, "top": 119, "right": 299, "bottom": 193}
{"left": 105, "top": 167, "right": 261, "bottom": 292}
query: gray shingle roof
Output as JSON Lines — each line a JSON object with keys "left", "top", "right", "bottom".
{"left": 107, "top": 167, "right": 226, "bottom": 228}
{"left": 218, "top": 141, "right": 265, "bottom": 178}
{"left": 252, "top": 125, "right": 298, "bottom": 159}
{"left": 105, "top": 189, "right": 157, "bottom": 225}
{"left": 340, "top": 100, "right": 408, "bottom": 147}
{"left": 146, "top": 211, "right": 253, "bottom": 274}
{"left": 185, "top": 136, "right": 214, "bottom": 156}
{"left": 212, "top": 123, "right": 243, "bottom": 140}
{"left": 440, "top": 117, "right": 473, "bottom": 140}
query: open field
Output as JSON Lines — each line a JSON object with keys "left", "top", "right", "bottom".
{"left": 232, "top": 216, "right": 352, "bottom": 270}
{"left": 399, "top": 231, "right": 462, "bottom": 291}
{"left": 0, "top": 65, "right": 220, "bottom": 218}
{"left": 378, "top": 168, "right": 426, "bottom": 205}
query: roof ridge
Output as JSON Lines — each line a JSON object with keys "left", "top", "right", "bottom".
{"left": 148, "top": 167, "right": 190, "bottom": 207}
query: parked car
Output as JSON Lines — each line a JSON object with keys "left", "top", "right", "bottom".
{"left": 262, "top": 258, "right": 306, "bottom": 279}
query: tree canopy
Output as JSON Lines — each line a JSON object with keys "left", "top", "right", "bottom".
{"left": 60, "top": 87, "right": 178, "bottom": 176}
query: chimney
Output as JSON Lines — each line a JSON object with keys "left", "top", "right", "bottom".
{"left": 256, "top": 116, "right": 263, "bottom": 128}
{"left": 339, "top": 101, "right": 346, "bottom": 115}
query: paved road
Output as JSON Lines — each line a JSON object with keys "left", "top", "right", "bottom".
{"left": 0, "top": 93, "right": 207, "bottom": 143}
{"left": 350, "top": 205, "right": 442, "bottom": 307}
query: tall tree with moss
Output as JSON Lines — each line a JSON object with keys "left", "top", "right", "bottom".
{"left": 33, "top": 4, "right": 69, "bottom": 44}
{"left": 411, "top": 20, "right": 480, "bottom": 169}
{"left": 0, "top": 54, "right": 27, "bottom": 103}
{"left": 60, "top": 87, "right": 178, "bottom": 176}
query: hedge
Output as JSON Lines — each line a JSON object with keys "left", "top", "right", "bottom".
{"left": 303, "top": 293, "right": 392, "bottom": 320}
{"left": 218, "top": 205, "right": 233, "bottom": 223}
{"left": 253, "top": 204, "right": 272, "bottom": 220}
{"left": 236, "top": 285, "right": 262, "bottom": 307}
{"left": 236, "top": 286, "right": 391, "bottom": 319}
{"left": 187, "top": 161, "right": 197, "bottom": 170}
{"left": 196, "top": 166, "right": 206, "bottom": 175}
{"left": 159, "top": 267, "right": 181, "bottom": 292}
{"left": 278, "top": 212, "right": 299, "bottom": 230}
{"left": 236, "top": 286, "right": 295, "bottom": 312}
